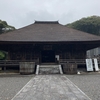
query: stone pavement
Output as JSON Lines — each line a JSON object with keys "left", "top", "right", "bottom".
{"left": 0, "top": 74, "right": 34, "bottom": 100}
{"left": 66, "top": 74, "right": 100, "bottom": 100}
{"left": 12, "top": 75, "right": 91, "bottom": 100}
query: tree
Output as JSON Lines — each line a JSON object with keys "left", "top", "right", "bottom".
{"left": 67, "top": 16, "right": 100, "bottom": 36}
{"left": 0, "top": 20, "right": 15, "bottom": 34}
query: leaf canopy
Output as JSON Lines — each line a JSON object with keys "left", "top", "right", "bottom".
{"left": 67, "top": 16, "right": 100, "bottom": 36}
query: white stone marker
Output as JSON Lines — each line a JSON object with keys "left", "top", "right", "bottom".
{"left": 94, "top": 58, "right": 99, "bottom": 71}
{"left": 86, "top": 59, "right": 93, "bottom": 71}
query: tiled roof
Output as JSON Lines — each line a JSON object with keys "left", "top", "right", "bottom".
{"left": 0, "top": 21, "right": 100, "bottom": 42}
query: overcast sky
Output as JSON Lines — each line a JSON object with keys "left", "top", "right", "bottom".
{"left": 0, "top": 0, "right": 100, "bottom": 29}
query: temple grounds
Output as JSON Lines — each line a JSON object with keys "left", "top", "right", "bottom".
{"left": 0, "top": 73, "right": 100, "bottom": 100}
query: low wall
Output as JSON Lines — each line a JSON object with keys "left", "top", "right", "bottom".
{"left": 20, "top": 62, "right": 35, "bottom": 75}
{"left": 62, "top": 63, "right": 77, "bottom": 74}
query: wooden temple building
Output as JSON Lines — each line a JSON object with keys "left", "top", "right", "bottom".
{"left": 0, "top": 21, "right": 100, "bottom": 74}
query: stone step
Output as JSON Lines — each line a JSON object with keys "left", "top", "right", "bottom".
{"left": 39, "top": 65, "right": 59, "bottom": 67}
{"left": 36, "top": 65, "right": 63, "bottom": 75}
{"left": 39, "top": 65, "right": 60, "bottom": 74}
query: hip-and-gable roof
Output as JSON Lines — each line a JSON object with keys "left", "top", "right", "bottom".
{"left": 0, "top": 21, "right": 100, "bottom": 42}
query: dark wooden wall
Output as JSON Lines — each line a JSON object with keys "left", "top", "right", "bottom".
{"left": 0, "top": 43, "right": 86, "bottom": 63}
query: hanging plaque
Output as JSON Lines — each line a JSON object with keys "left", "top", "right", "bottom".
{"left": 43, "top": 45, "right": 52, "bottom": 50}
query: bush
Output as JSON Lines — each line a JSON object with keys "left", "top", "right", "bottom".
{"left": 0, "top": 51, "right": 7, "bottom": 60}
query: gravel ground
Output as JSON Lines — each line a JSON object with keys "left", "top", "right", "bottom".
{"left": 66, "top": 74, "right": 100, "bottom": 100}
{"left": 0, "top": 73, "right": 100, "bottom": 100}
{"left": 0, "top": 74, "right": 34, "bottom": 100}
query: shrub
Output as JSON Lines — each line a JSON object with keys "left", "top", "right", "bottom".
{"left": 0, "top": 51, "right": 7, "bottom": 60}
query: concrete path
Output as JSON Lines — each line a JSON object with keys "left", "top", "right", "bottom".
{"left": 12, "top": 75, "right": 91, "bottom": 100}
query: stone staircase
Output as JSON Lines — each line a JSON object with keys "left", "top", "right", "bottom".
{"left": 36, "top": 65, "right": 63, "bottom": 75}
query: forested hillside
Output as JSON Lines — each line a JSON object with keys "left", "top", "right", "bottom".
{"left": 0, "top": 20, "right": 15, "bottom": 34}
{"left": 67, "top": 16, "right": 100, "bottom": 36}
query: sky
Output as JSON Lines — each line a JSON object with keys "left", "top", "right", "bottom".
{"left": 0, "top": 0, "right": 100, "bottom": 29}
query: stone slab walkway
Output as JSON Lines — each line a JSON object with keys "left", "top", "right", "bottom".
{"left": 12, "top": 75, "right": 91, "bottom": 100}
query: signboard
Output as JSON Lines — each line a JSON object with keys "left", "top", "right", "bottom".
{"left": 94, "top": 58, "right": 99, "bottom": 71}
{"left": 55, "top": 55, "right": 59, "bottom": 61}
{"left": 86, "top": 59, "right": 93, "bottom": 71}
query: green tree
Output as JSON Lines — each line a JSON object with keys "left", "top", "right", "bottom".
{"left": 67, "top": 16, "right": 100, "bottom": 36}
{"left": 0, "top": 20, "right": 15, "bottom": 34}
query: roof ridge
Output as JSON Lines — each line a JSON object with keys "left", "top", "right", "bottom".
{"left": 34, "top": 21, "right": 59, "bottom": 24}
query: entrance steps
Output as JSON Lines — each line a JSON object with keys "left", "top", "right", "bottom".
{"left": 36, "top": 64, "right": 63, "bottom": 75}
